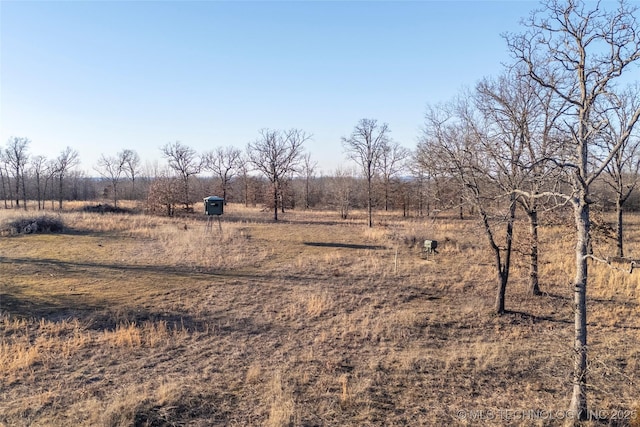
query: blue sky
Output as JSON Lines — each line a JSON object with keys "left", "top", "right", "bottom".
{"left": 1, "top": 1, "right": 540, "bottom": 175}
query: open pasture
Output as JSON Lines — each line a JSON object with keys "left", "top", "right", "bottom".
{"left": 1, "top": 204, "right": 639, "bottom": 426}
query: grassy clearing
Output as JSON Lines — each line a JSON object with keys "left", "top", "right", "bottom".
{"left": 1, "top": 203, "right": 639, "bottom": 426}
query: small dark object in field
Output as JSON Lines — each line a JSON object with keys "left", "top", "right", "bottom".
{"left": 2, "top": 215, "right": 65, "bottom": 235}
{"left": 424, "top": 239, "right": 438, "bottom": 253}
{"left": 421, "top": 239, "right": 438, "bottom": 259}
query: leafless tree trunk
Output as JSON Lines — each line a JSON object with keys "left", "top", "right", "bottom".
{"left": 0, "top": 162, "right": 7, "bottom": 209}
{"left": 5, "top": 164, "right": 14, "bottom": 208}
{"left": 527, "top": 208, "right": 541, "bottom": 295}
{"left": 602, "top": 87, "right": 640, "bottom": 257}
{"left": 481, "top": 193, "right": 516, "bottom": 314}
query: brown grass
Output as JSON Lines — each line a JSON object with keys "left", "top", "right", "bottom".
{"left": 1, "top": 203, "right": 639, "bottom": 425}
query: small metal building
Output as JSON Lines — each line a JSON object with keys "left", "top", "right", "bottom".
{"left": 203, "top": 196, "right": 224, "bottom": 216}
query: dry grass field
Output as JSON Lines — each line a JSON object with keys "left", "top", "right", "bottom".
{"left": 1, "top": 202, "right": 640, "bottom": 426}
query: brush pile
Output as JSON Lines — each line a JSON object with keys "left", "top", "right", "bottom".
{"left": 1, "top": 215, "right": 64, "bottom": 235}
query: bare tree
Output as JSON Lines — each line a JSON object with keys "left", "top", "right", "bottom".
{"left": 204, "top": 146, "right": 241, "bottom": 202}
{"left": 161, "top": 141, "right": 203, "bottom": 211}
{"left": 601, "top": 86, "right": 640, "bottom": 257}
{"left": 506, "top": 0, "right": 640, "bottom": 418}
{"left": 247, "top": 128, "right": 310, "bottom": 220}
{"left": 301, "top": 152, "right": 317, "bottom": 209}
{"left": 95, "top": 153, "right": 126, "bottom": 208}
{"left": 30, "top": 155, "right": 49, "bottom": 210}
{"left": 379, "top": 141, "right": 410, "bottom": 211}
{"left": 475, "top": 68, "right": 567, "bottom": 296}
{"left": 44, "top": 159, "right": 58, "bottom": 210}
{"left": 330, "top": 166, "right": 357, "bottom": 220}
{"left": 237, "top": 152, "right": 252, "bottom": 207}
{"left": 5, "top": 137, "right": 30, "bottom": 210}
{"left": 342, "top": 119, "right": 390, "bottom": 227}
{"left": 121, "top": 149, "right": 141, "bottom": 200}
{"left": 0, "top": 148, "right": 8, "bottom": 208}
{"left": 423, "top": 97, "right": 519, "bottom": 315}
{"left": 146, "top": 168, "right": 181, "bottom": 216}
{"left": 407, "top": 153, "right": 428, "bottom": 217}
{"left": 2, "top": 160, "right": 13, "bottom": 208}
{"left": 55, "top": 147, "right": 80, "bottom": 210}
{"left": 413, "top": 141, "right": 463, "bottom": 218}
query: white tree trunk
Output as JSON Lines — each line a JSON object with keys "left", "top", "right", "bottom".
{"left": 569, "top": 197, "right": 589, "bottom": 420}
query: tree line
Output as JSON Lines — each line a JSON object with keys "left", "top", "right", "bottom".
{"left": 0, "top": 121, "right": 420, "bottom": 218}
{"left": 0, "top": 142, "right": 82, "bottom": 211}
{"left": 2, "top": 116, "right": 638, "bottom": 225}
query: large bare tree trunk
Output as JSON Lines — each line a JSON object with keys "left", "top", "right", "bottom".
{"left": 58, "top": 175, "right": 64, "bottom": 210}
{"left": 479, "top": 195, "right": 516, "bottom": 315}
{"left": 36, "top": 176, "right": 42, "bottom": 210}
{"left": 497, "top": 197, "right": 515, "bottom": 314}
{"left": 0, "top": 168, "right": 7, "bottom": 209}
{"left": 495, "top": 266, "right": 507, "bottom": 314}
{"left": 367, "top": 177, "right": 373, "bottom": 228}
{"left": 528, "top": 208, "right": 541, "bottom": 295}
{"left": 21, "top": 172, "right": 27, "bottom": 211}
{"left": 616, "top": 199, "right": 624, "bottom": 258}
{"left": 243, "top": 174, "right": 249, "bottom": 207}
{"left": 273, "top": 182, "right": 279, "bottom": 221}
{"left": 384, "top": 179, "right": 389, "bottom": 211}
{"left": 15, "top": 174, "right": 21, "bottom": 208}
{"left": 569, "top": 198, "right": 589, "bottom": 420}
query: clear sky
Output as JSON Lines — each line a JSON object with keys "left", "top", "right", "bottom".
{"left": 1, "top": 0, "right": 540, "bottom": 176}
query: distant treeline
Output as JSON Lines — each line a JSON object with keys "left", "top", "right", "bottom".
{"left": 1, "top": 162, "right": 638, "bottom": 217}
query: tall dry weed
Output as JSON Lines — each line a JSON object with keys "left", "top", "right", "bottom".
{"left": 98, "top": 384, "right": 147, "bottom": 427}
{"left": 266, "top": 372, "right": 295, "bottom": 427}
{"left": 101, "top": 321, "right": 181, "bottom": 348}
{"left": 305, "top": 292, "right": 333, "bottom": 318}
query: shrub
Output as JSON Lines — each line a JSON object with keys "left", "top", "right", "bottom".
{"left": 1, "top": 215, "right": 65, "bottom": 235}
{"left": 80, "top": 204, "right": 134, "bottom": 214}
